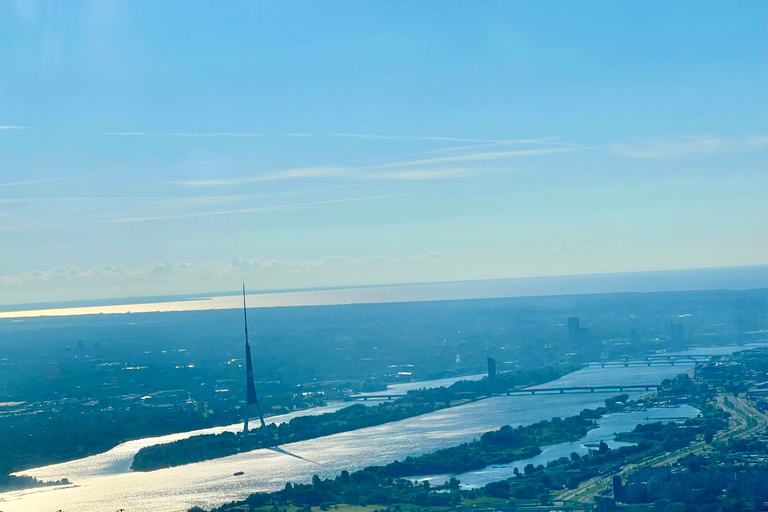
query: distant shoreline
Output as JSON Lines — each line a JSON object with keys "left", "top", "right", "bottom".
{"left": 1, "top": 265, "right": 765, "bottom": 319}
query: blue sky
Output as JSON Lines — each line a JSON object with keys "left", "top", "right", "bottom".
{"left": 1, "top": 1, "right": 766, "bottom": 304}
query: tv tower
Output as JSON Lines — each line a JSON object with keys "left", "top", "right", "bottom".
{"left": 242, "top": 284, "right": 266, "bottom": 434}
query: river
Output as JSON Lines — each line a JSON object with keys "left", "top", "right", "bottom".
{"left": 0, "top": 344, "right": 758, "bottom": 512}
{"left": 414, "top": 405, "right": 701, "bottom": 488}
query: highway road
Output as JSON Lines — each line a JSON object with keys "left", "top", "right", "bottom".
{"left": 557, "top": 393, "right": 768, "bottom": 503}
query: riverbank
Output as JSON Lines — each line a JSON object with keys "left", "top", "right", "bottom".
{"left": 3, "top": 351, "right": 739, "bottom": 512}
{"left": 185, "top": 376, "right": 715, "bottom": 512}
{"left": 130, "top": 365, "right": 571, "bottom": 471}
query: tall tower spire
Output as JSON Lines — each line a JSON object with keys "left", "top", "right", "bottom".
{"left": 243, "top": 284, "right": 266, "bottom": 434}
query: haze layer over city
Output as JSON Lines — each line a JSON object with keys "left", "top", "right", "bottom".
{"left": 0, "top": 2, "right": 766, "bottom": 512}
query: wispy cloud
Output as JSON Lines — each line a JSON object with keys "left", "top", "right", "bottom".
{"left": 422, "top": 141, "right": 516, "bottom": 154}
{"left": 0, "top": 195, "right": 249, "bottom": 205}
{"left": 0, "top": 173, "right": 108, "bottom": 187}
{"left": 329, "top": 133, "right": 501, "bottom": 142}
{"left": 1, "top": 251, "right": 447, "bottom": 287}
{"left": 363, "top": 169, "right": 469, "bottom": 180}
{"left": 0, "top": 125, "right": 28, "bottom": 130}
{"left": 229, "top": 252, "right": 445, "bottom": 274}
{"left": 178, "top": 147, "right": 577, "bottom": 187}
{"left": 111, "top": 193, "right": 427, "bottom": 223}
{"left": 177, "top": 167, "right": 347, "bottom": 186}
{"left": 176, "top": 166, "right": 472, "bottom": 186}
{"left": 326, "top": 133, "right": 579, "bottom": 145}
{"left": 0, "top": 261, "right": 195, "bottom": 285}
{"left": 365, "top": 147, "right": 574, "bottom": 169}
{"left": 98, "top": 130, "right": 584, "bottom": 147}
{"left": 101, "top": 132, "right": 262, "bottom": 137}
{"left": 610, "top": 135, "right": 767, "bottom": 159}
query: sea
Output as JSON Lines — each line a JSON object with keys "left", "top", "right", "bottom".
{"left": 1, "top": 265, "right": 765, "bottom": 319}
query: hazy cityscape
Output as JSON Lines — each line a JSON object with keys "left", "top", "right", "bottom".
{"left": 0, "top": 274, "right": 766, "bottom": 511}
{"left": 1, "top": 2, "right": 766, "bottom": 512}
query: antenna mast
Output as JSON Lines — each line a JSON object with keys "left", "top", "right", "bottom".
{"left": 243, "top": 284, "right": 266, "bottom": 434}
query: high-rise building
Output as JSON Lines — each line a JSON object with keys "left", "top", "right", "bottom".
{"left": 568, "top": 317, "right": 580, "bottom": 341}
{"left": 568, "top": 317, "right": 589, "bottom": 342}
{"left": 487, "top": 357, "right": 497, "bottom": 380}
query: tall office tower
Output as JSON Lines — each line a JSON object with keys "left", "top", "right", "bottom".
{"left": 568, "top": 317, "right": 580, "bottom": 342}
{"left": 487, "top": 357, "right": 497, "bottom": 380}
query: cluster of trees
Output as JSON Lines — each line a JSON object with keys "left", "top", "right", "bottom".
{"left": 132, "top": 400, "right": 442, "bottom": 470}
{"left": 133, "top": 365, "right": 575, "bottom": 471}
{"left": 193, "top": 472, "right": 462, "bottom": 512}
{"left": 0, "top": 405, "right": 243, "bottom": 476}
{"left": 478, "top": 414, "right": 730, "bottom": 502}
{"left": 630, "top": 421, "right": 698, "bottom": 450}
{"left": 188, "top": 403, "right": 629, "bottom": 512}
{"left": 724, "top": 437, "right": 768, "bottom": 455}
{"left": 374, "top": 414, "right": 595, "bottom": 478}
{"left": 659, "top": 373, "right": 715, "bottom": 402}
{"left": 190, "top": 385, "right": 735, "bottom": 512}
{"left": 0, "top": 474, "right": 69, "bottom": 493}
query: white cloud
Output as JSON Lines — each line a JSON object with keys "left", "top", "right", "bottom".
{"left": 610, "top": 135, "right": 767, "bottom": 159}
{"left": 0, "top": 261, "right": 196, "bottom": 285}
{"left": 101, "top": 132, "right": 261, "bottom": 137}
{"left": 422, "top": 142, "right": 514, "bottom": 154}
{"left": 111, "top": 193, "right": 428, "bottom": 223}
{"left": 0, "top": 125, "right": 28, "bottom": 130}
{"left": 363, "top": 169, "right": 468, "bottom": 180}
{"left": 228, "top": 252, "right": 445, "bottom": 274}
{"left": 178, "top": 147, "right": 576, "bottom": 187}
{"left": 0, "top": 193, "right": 301, "bottom": 206}
{"left": 325, "top": 133, "right": 581, "bottom": 146}
{"left": 329, "top": 133, "right": 501, "bottom": 142}
{"left": 177, "top": 167, "right": 347, "bottom": 186}
{"left": 2, "top": 252, "right": 446, "bottom": 287}
{"left": 364, "top": 147, "right": 573, "bottom": 169}
{"left": 101, "top": 129, "right": 579, "bottom": 146}
{"left": 0, "top": 174, "right": 108, "bottom": 187}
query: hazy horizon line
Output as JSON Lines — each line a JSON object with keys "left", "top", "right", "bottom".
{"left": 1, "top": 263, "right": 765, "bottom": 314}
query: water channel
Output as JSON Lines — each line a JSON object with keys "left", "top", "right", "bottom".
{"left": 0, "top": 344, "right": 757, "bottom": 512}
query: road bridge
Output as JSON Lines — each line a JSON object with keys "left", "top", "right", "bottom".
{"left": 643, "top": 354, "right": 712, "bottom": 360}
{"left": 589, "top": 355, "right": 714, "bottom": 368}
{"left": 510, "top": 384, "right": 660, "bottom": 395}
{"left": 590, "top": 360, "right": 702, "bottom": 368}
{"left": 348, "top": 383, "right": 660, "bottom": 401}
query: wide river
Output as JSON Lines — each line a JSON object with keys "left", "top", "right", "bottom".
{"left": 0, "top": 345, "right": 758, "bottom": 512}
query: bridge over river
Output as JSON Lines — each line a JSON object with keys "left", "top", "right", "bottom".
{"left": 591, "top": 354, "right": 713, "bottom": 368}
{"left": 348, "top": 383, "right": 662, "bottom": 401}
{"left": 8, "top": 345, "right": 744, "bottom": 512}
{"left": 347, "top": 356, "right": 718, "bottom": 401}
